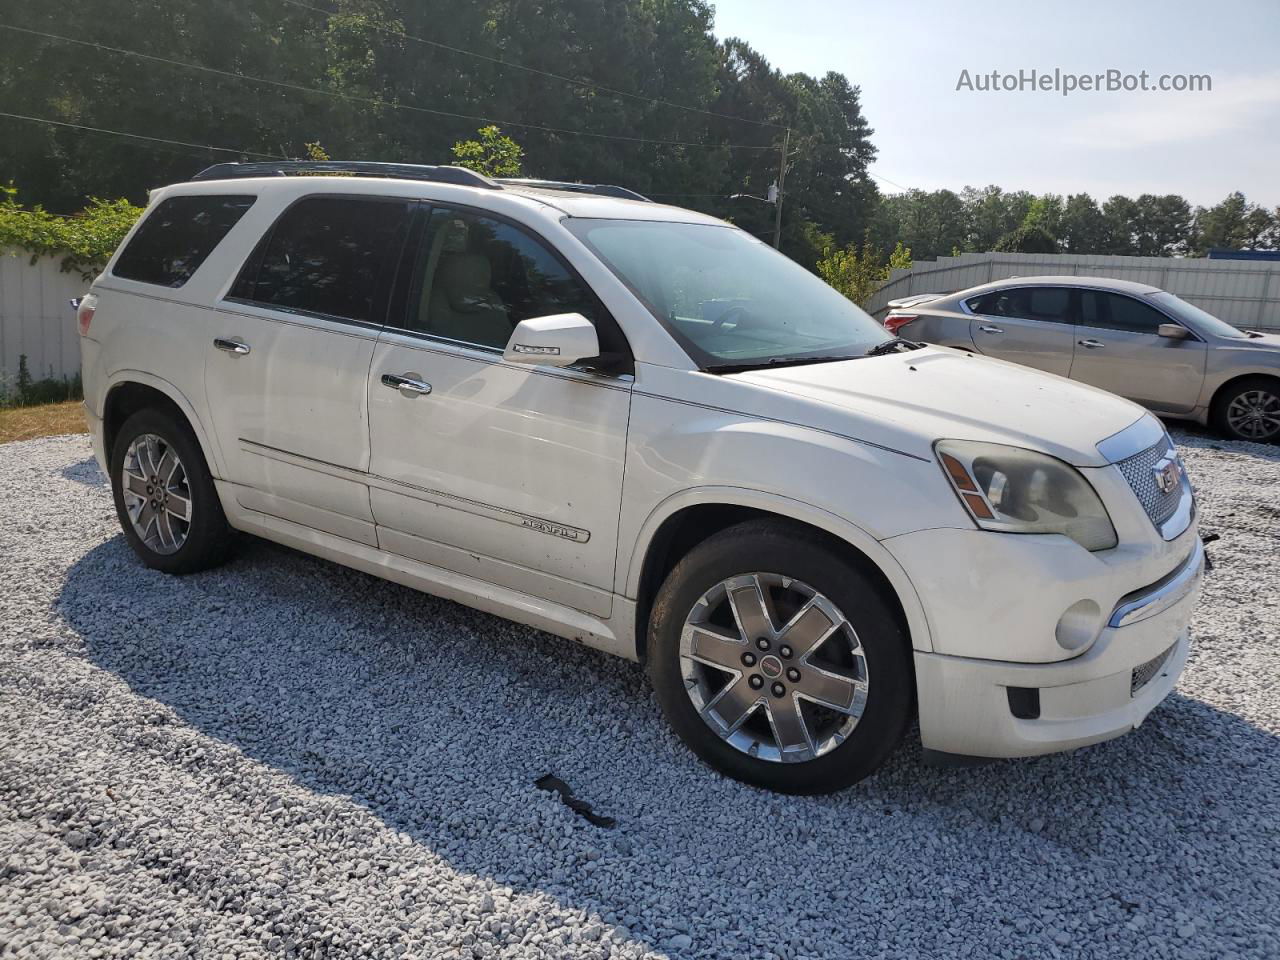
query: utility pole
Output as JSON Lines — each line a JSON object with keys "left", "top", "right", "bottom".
{"left": 772, "top": 127, "right": 790, "bottom": 250}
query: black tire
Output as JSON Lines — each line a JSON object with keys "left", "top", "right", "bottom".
{"left": 109, "top": 408, "right": 235, "bottom": 574}
{"left": 648, "top": 519, "right": 913, "bottom": 794}
{"left": 1211, "top": 376, "right": 1280, "bottom": 443}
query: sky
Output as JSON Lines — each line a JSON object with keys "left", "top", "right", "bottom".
{"left": 711, "top": 0, "right": 1280, "bottom": 207}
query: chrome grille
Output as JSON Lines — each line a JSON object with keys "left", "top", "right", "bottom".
{"left": 1116, "top": 437, "right": 1183, "bottom": 531}
{"left": 1131, "top": 643, "right": 1176, "bottom": 696}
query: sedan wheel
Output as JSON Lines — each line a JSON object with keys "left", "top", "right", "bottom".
{"left": 1225, "top": 388, "right": 1280, "bottom": 441}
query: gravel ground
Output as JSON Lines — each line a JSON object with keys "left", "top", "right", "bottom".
{"left": 1, "top": 428, "right": 1277, "bottom": 959}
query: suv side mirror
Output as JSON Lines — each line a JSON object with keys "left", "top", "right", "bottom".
{"left": 503, "top": 313, "right": 600, "bottom": 368}
{"left": 1157, "top": 323, "right": 1190, "bottom": 340}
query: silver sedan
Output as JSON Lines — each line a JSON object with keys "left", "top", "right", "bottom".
{"left": 884, "top": 276, "right": 1280, "bottom": 442}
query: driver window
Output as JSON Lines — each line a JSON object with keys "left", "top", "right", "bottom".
{"left": 399, "top": 207, "right": 603, "bottom": 351}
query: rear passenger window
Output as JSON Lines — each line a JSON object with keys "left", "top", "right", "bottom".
{"left": 974, "top": 287, "right": 1071, "bottom": 323}
{"left": 113, "top": 195, "right": 255, "bottom": 288}
{"left": 232, "top": 197, "right": 412, "bottom": 323}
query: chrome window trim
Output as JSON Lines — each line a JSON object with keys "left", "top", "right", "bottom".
{"left": 1108, "top": 537, "right": 1204, "bottom": 628}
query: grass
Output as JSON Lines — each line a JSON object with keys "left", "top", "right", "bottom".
{"left": 0, "top": 400, "right": 89, "bottom": 444}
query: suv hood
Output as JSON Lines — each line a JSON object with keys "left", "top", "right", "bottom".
{"left": 727, "top": 347, "right": 1147, "bottom": 467}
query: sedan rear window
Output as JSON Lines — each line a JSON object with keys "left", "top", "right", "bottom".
{"left": 113, "top": 195, "right": 256, "bottom": 288}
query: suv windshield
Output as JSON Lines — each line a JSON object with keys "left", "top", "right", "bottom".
{"left": 1149, "top": 292, "right": 1248, "bottom": 339}
{"left": 564, "top": 218, "right": 892, "bottom": 369}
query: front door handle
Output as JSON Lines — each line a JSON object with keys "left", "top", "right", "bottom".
{"left": 978, "top": 325, "right": 1003, "bottom": 334}
{"left": 1078, "top": 339, "right": 1105, "bottom": 349}
{"left": 213, "top": 337, "right": 250, "bottom": 356}
{"left": 381, "top": 372, "right": 432, "bottom": 397}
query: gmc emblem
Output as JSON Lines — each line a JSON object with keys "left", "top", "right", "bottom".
{"left": 1152, "top": 457, "right": 1182, "bottom": 495}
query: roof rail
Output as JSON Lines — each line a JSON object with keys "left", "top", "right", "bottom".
{"left": 190, "top": 161, "right": 501, "bottom": 189}
{"left": 494, "top": 178, "right": 651, "bottom": 202}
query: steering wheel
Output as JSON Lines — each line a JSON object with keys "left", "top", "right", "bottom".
{"left": 711, "top": 305, "right": 752, "bottom": 329}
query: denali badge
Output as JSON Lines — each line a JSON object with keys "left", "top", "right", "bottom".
{"left": 513, "top": 343, "right": 561, "bottom": 356}
{"left": 1152, "top": 457, "right": 1182, "bottom": 495}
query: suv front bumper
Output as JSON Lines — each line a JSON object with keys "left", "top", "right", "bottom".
{"left": 912, "top": 538, "right": 1203, "bottom": 759}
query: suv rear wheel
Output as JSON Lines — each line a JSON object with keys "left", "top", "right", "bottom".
{"left": 648, "top": 519, "right": 912, "bottom": 793}
{"left": 109, "top": 408, "right": 234, "bottom": 574}
{"left": 1212, "top": 376, "right": 1280, "bottom": 443}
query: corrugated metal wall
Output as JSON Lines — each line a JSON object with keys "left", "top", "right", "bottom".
{"left": 0, "top": 251, "right": 88, "bottom": 387}
{"left": 5, "top": 247, "right": 1280, "bottom": 386}
{"left": 865, "top": 252, "right": 1280, "bottom": 331}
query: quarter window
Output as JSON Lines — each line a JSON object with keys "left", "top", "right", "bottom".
{"left": 395, "top": 207, "right": 616, "bottom": 354}
{"left": 113, "top": 195, "right": 255, "bottom": 288}
{"left": 233, "top": 197, "right": 412, "bottom": 323}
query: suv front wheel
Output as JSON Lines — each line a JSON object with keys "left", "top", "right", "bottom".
{"left": 109, "top": 408, "right": 234, "bottom": 574}
{"left": 648, "top": 519, "right": 913, "bottom": 794}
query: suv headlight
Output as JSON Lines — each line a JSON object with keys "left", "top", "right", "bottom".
{"left": 935, "top": 440, "right": 1118, "bottom": 552}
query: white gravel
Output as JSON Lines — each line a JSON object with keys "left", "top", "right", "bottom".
{"left": 1, "top": 428, "right": 1277, "bottom": 959}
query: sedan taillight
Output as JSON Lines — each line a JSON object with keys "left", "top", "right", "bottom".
{"left": 884, "top": 313, "right": 916, "bottom": 335}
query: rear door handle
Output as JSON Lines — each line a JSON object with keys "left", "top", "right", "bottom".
{"left": 381, "top": 372, "right": 432, "bottom": 397}
{"left": 213, "top": 337, "right": 250, "bottom": 356}
{"left": 1078, "top": 339, "right": 1105, "bottom": 349}
{"left": 978, "top": 325, "right": 1003, "bottom": 334}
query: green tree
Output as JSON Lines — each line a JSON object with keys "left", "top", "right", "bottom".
{"left": 1058, "top": 194, "right": 1107, "bottom": 253}
{"left": 1022, "top": 194, "right": 1064, "bottom": 238}
{"left": 1133, "top": 194, "right": 1193, "bottom": 256}
{"left": 451, "top": 126, "right": 524, "bottom": 177}
{"left": 816, "top": 237, "right": 911, "bottom": 308}
{"left": 993, "top": 224, "right": 1058, "bottom": 254}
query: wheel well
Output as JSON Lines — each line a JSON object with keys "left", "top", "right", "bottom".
{"left": 633, "top": 504, "right": 911, "bottom": 663}
{"left": 102, "top": 382, "right": 189, "bottom": 460}
{"left": 1210, "top": 372, "right": 1280, "bottom": 414}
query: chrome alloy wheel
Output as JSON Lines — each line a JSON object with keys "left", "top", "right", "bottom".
{"left": 1226, "top": 389, "right": 1280, "bottom": 440}
{"left": 120, "top": 433, "right": 193, "bottom": 555}
{"left": 679, "top": 573, "right": 869, "bottom": 763}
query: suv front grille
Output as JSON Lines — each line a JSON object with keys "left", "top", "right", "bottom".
{"left": 1131, "top": 643, "right": 1176, "bottom": 696}
{"left": 1116, "top": 437, "right": 1184, "bottom": 533}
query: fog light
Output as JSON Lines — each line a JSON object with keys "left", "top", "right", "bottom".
{"left": 1055, "top": 599, "right": 1102, "bottom": 652}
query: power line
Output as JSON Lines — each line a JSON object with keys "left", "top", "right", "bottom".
{"left": 277, "top": 0, "right": 786, "bottom": 131}
{"left": 0, "top": 110, "right": 284, "bottom": 159}
{"left": 0, "top": 23, "right": 778, "bottom": 152}
{"left": 868, "top": 170, "right": 911, "bottom": 191}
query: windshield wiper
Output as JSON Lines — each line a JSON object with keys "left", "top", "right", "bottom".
{"left": 703, "top": 354, "right": 864, "bottom": 374}
{"left": 863, "top": 337, "right": 923, "bottom": 357}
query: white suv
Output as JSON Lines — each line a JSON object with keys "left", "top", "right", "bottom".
{"left": 76, "top": 162, "right": 1204, "bottom": 793}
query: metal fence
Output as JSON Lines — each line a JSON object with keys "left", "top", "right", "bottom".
{"left": 6, "top": 247, "right": 1280, "bottom": 386}
{"left": 865, "top": 251, "right": 1280, "bottom": 331}
{"left": 0, "top": 251, "right": 86, "bottom": 388}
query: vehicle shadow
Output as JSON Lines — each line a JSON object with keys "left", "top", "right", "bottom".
{"left": 60, "top": 455, "right": 106, "bottom": 488}
{"left": 55, "top": 532, "right": 1279, "bottom": 956}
